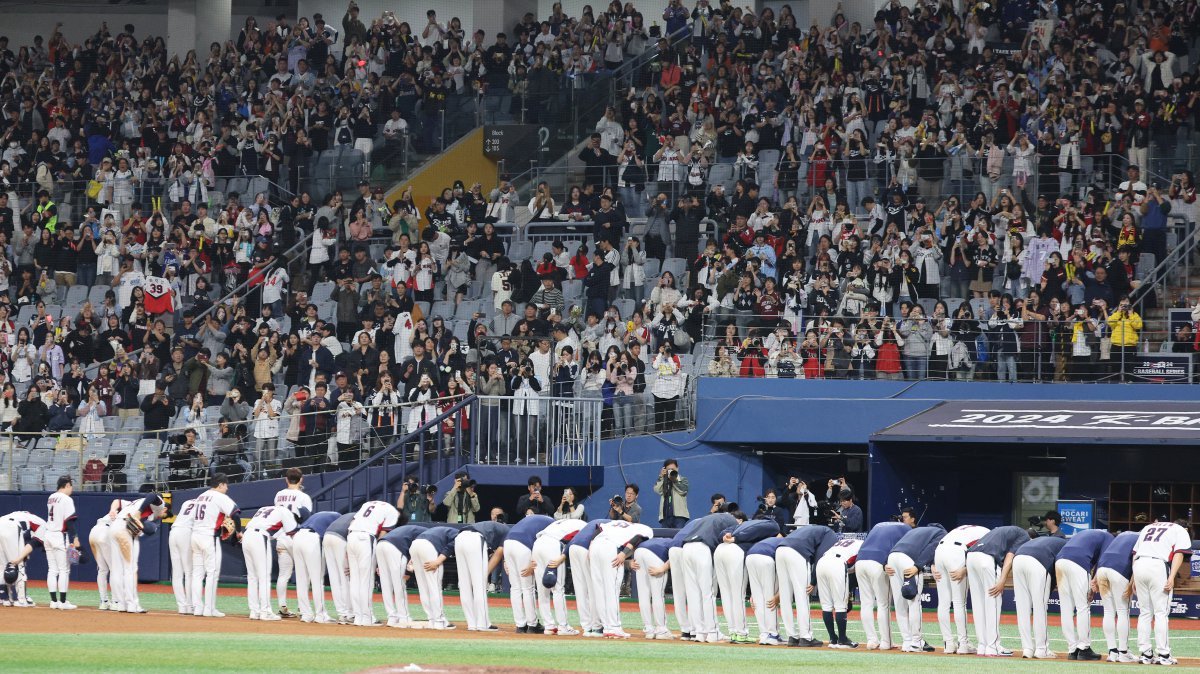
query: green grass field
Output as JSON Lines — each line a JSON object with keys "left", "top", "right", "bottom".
{"left": 4, "top": 586, "right": 1196, "bottom": 672}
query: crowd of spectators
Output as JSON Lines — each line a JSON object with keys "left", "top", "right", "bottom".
{"left": 7, "top": 0, "right": 1200, "bottom": 491}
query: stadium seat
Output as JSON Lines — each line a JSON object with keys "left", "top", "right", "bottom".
{"left": 532, "top": 241, "right": 554, "bottom": 261}
{"left": 507, "top": 240, "right": 532, "bottom": 262}
{"left": 969, "top": 298, "right": 990, "bottom": 317}
{"left": 452, "top": 320, "right": 470, "bottom": 341}
{"left": 311, "top": 281, "right": 335, "bottom": 304}
{"left": 121, "top": 416, "right": 144, "bottom": 430}
{"left": 918, "top": 298, "right": 939, "bottom": 318}
{"left": 454, "top": 299, "right": 480, "bottom": 321}
{"left": 562, "top": 279, "right": 583, "bottom": 301}
{"left": 65, "top": 285, "right": 90, "bottom": 305}
{"left": 945, "top": 297, "right": 966, "bottom": 316}
{"left": 88, "top": 286, "right": 110, "bottom": 305}
{"left": 644, "top": 258, "right": 661, "bottom": 279}
{"left": 661, "top": 258, "right": 687, "bottom": 281}
{"left": 17, "top": 467, "right": 43, "bottom": 491}
{"left": 431, "top": 301, "right": 456, "bottom": 320}
{"left": 614, "top": 299, "right": 635, "bottom": 319}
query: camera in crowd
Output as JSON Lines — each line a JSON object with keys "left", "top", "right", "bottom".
{"left": 610, "top": 494, "right": 624, "bottom": 507}
{"left": 1026, "top": 514, "right": 1049, "bottom": 538}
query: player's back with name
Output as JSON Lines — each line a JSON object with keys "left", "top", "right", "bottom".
{"left": 191, "top": 490, "right": 238, "bottom": 535}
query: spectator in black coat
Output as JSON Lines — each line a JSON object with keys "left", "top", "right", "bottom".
{"left": 141, "top": 383, "right": 176, "bottom": 440}
{"left": 516, "top": 475, "right": 555, "bottom": 519}
{"left": 577, "top": 133, "right": 616, "bottom": 192}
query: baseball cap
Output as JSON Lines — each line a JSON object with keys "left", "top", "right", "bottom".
{"left": 542, "top": 566, "right": 559, "bottom": 589}
{"left": 901, "top": 576, "right": 919, "bottom": 600}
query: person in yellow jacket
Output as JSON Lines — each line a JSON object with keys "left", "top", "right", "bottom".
{"left": 1106, "top": 296, "right": 1142, "bottom": 381}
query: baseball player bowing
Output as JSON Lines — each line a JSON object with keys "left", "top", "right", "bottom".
{"left": 774, "top": 524, "right": 839, "bottom": 647}
{"left": 886, "top": 523, "right": 946, "bottom": 653}
{"left": 1054, "top": 528, "right": 1113, "bottom": 661}
{"left": 44, "top": 476, "right": 80, "bottom": 610}
{"left": 321, "top": 513, "right": 355, "bottom": 623}
{"left": 856, "top": 515, "right": 916, "bottom": 650}
{"left": 532, "top": 518, "right": 588, "bottom": 635}
{"left": 1095, "top": 530, "right": 1140, "bottom": 662}
{"left": 816, "top": 535, "right": 864, "bottom": 648}
{"left": 1012, "top": 535, "right": 1067, "bottom": 659}
{"left": 291, "top": 511, "right": 341, "bottom": 623}
{"left": 716, "top": 517, "right": 782, "bottom": 644}
{"left": 681, "top": 510, "right": 744, "bottom": 643}
{"left": 376, "top": 522, "right": 432, "bottom": 628}
{"left": 588, "top": 519, "right": 655, "bottom": 639}
{"left": 630, "top": 536, "right": 675, "bottom": 639}
{"left": 107, "top": 493, "right": 168, "bottom": 614}
{"left": 502, "top": 514, "right": 553, "bottom": 634}
{"left": 168, "top": 499, "right": 196, "bottom": 614}
{"left": 190, "top": 473, "right": 242, "bottom": 618}
{"left": 346, "top": 499, "right": 403, "bottom": 626}
{"left": 243, "top": 505, "right": 299, "bottom": 620}
{"left": 565, "top": 519, "right": 610, "bottom": 638}
{"left": 409, "top": 525, "right": 464, "bottom": 630}
{"left": 1130, "top": 518, "right": 1193, "bottom": 666}
{"left": 273, "top": 468, "right": 313, "bottom": 618}
{"left": 0, "top": 510, "right": 46, "bottom": 606}
{"left": 931, "top": 524, "right": 989, "bottom": 654}
{"left": 455, "top": 519, "right": 511, "bottom": 632}
{"left": 965, "top": 525, "right": 1030, "bottom": 657}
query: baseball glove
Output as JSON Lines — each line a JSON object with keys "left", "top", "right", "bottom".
{"left": 67, "top": 547, "right": 81, "bottom": 565}
{"left": 124, "top": 514, "right": 145, "bottom": 537}
{"left": 219, "top": 517, "right": 236, "bottom": 541}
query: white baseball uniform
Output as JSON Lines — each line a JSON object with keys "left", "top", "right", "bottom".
{"left": 272, "top": 486, "right": 313, "bottom": 612}
{"left": 1012, "top": 554, "right": 1052, "bottom": 657}
{"left": 933, "top": 525, "right": 987, "bottom": 652}
{"left": 1096, "top": 531, "right": 1139, "bottom": 659}
{"left": 1132, "top": 521, "right": 1192, "bottom": 658}
{"left": 666, "top": 545, "right": 692, "bottom": 636}
{"left": 408, "top": 528, "right": 461, "bottom": 630}
{"left": 375, "top": 538, "right": 413, "bottom": 627}
{"left": 168, "top": 499, "right": 196, "bottom": 614}
{"left": 90, "top": 511, "right": 119, "bottom": 609}
{"left": 454, "top": 526, "right": 501, "bottom": 631}
{"left": 632, "top": 541, "right": 672, "bottom": 638}
{"left": 681, "top": 541, "right": 719, "bottom": 640}
{"left": 776, "top": 546, "right": 814, "bottom": 641}
{"left": 713, "top": 541, "right": 750, "bottom": 638}
{"left": 322, "top": 525, "right": 351, "bottom": 622}
{"left": 291, "top": 512, "right": 339, "bottom": 624}
{"left": 887, "top": 551, "right": 924, "bottom": 649}
{"left": 816, "top": 538, "right": 862, "bottom": 612}
{"left": 243, "top": 506, "right": 298, "bottom": 619}
{"left": 108, "top": 497, "right": 165, "bottom": 613}
{"left": 44, "top": 490, "right": 76, "bottom": 599}
{"left": 745, "top": 550, "right": 779, "bottom": 642}
{"left": 502, "top": 540, "right": 537, "bottom": 629}
{"left": 346, "top": 501, "right": 400, "bottom": 626}
{"left": 589, "top": 521, "right": 654, "bottom": 636}
{"left": 0, "top": 511, "right": 45, "bottom": 604}
{"left": 568, "top": 541, "right": 599, "bottom": 633}
{"left": 532, "top": 519, "right": 587, "bottom": 631}
{"left": 189, "top": 488, "right": 239, "bottom": 616}
{"left": 856, "top": 558, "right": 891, "bottom": 649}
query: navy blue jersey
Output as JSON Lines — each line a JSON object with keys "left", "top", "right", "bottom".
{"left": 779, "top": 525, "right": 840, "bottom": 564}
{"left": 1056, "top": 529, "right": 1114, "bottom": 572}
{"left": 1097, "top": 531, "right": 1139, "bottom": 579}
{"left": 505, "top": 514, "right": 554, "bottom": 548}
{"left": 381, "top": 523, "right": 434, "bottom": 558}
{"left": 968, "top": 526, "right": 1031, "bottom": 565}
{"left": 890, "top": 524, "right": 947, "bottom": 568}
{"left": 324, "top": 513, "right": 355, "bottom": 540}
{"left": 669, "top": 516, "right": 707, "bottom": 548}
{"left": 1016, "top": 536, "right": 1068, "bottom": 575}
{"left": 858, "top": 521, "right": 913, "bottom": 565}
{"left": 299, "top": 511, "right": 341, "bottom": 537}
{"left": 569, "top": 519, "right": 612, "bottom": 549}
{"left": 416, "top": 526, "right": 462, "bottom": 557}
{"left": 464, "top": 521, "right": 512, "bottom": 550}
{"left": 726, "top": 519, "right": 781, "bottom": 551}
{"left": 682, "top": 513, "right": 739, "bottom": 550}
{"left": 747, "top": 537, "right": 788, "bottom": 558}
{"left": 638, "top": 537, "right": 673, "bottom": 560}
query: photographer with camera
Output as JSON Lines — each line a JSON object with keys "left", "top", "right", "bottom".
{"left": 752, "top": 488, "right": 790, "bottom": 530}
{"left": 443, "top": 471, "right": 481, "bottom": 524}
{"left": 608, "top": 484, "right": 642, "bottom": 523}
{"left": 653, "top": 459, "right": 690, "bottom": 528}
{"left": 784, "top": 476, "right": 820, "bottom": 525}
{"left": 516, "top": 476, "right": 554, "bottom": 520}
{"left": 400, "top": 474, "right": 437, "bottom": 523}
{"left": 829, "top": 488, "right": 864, "bottom": 533}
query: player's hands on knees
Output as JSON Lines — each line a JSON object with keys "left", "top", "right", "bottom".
{"left": 627, "top": 560, "right": 639, "bottom": 571}
{"left": 931, "top": 567, "right": 942, "bottom": 581}
{"left": 649, "top": 564, "right": 668, "bottom": 577}
{"left": 884, "top": 565, "right": 895, "bottom": 576}
{"left": 806, "top": 584, "right": 814, "bottom": 595}
{"left": 988, "top": 582, "right": 1004, "bottom": 597}
{"left": 949, "top": 568, "right": 966, "bottom": 582}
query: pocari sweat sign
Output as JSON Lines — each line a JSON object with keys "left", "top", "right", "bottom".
{"left": 1057, "top": 500, "right": 1094, "bottom": 536}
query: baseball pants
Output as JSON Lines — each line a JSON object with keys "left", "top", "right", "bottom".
{"left": 632, "top": 547, "right": 670, "bottom": 637}
{"left": 775, "top": 548, "right": 814, "bottom": 640}
{"left": 588, "top": 539, "right": 626, "bottom": 634}
{"left": 408, "top": 538, "right": 451, "bottom": 628}
{"left": 569, "top": 544, "right": 599, "bottom": 633}
{"left": 1012, "top": 555, "right": 1052, "bottom": 657}
{"left": 532, "top": 536, "right": 570, "bottom": 630}
{"left": 243, "top": 529, "right": 274, "bottom": 617}
{"left": 816, "top": 557, "right": 849, "bottom": 613}
{"left": 292, "top": 530, "right": 329, "bottom": 622}
{"left": 713, "top": 543, "right": 749, "bottom": 637}
{"left": 1055, "top": 558, "right": 1094, "bottom": 653}
{"left": 168, "top": 526, "right": 192, "bottom": 612}
{"left": 666, "top": 546, "right": 692, "bottom": 635}
{"left": 933, "top": 544, "right": 971, "bottom": 649}
{"left": 502, "top": 540, "right": 537, "bottom": 628}
{"left": 189, "top": 533, "right": 222, "bottom": 616}
{"left": 276, "top": 532, "right": 295, "bottom": 612}
{"left": 44, "top": 531, "right": 70, "bottom": 597}
{"left": 745, "top": 553, "right": 779, "bottom": 639}
{"left": 1133, "top": 557, "right": 1173, "bottom": 656}
{"left": 90, "top": 522, "right": 114, "bottom": 607}
{"left": 856, "top": 559, "right": 892, "bottom": 648}
{"left": 375, "top": 541, "right": 413, "bottom": 625}
{"left": 1096, "top": 567, "right": 1132, "bottom": 653}
{"left": 682, "top": 541, "right": 719, "bottom": 640}
{"left": 0, "top": 519, "right": 30, "bottom": 603}
{"left": 966, "top": 551, "right": 1003, "bottom": 656}
{"left": 454, "top": 531, "right": 490, "bottom": 630}
{"left": 322, "top": 534, "right": 350, "bottom": 621}
{"left": 887, "top": 551, "right": 924, "bottom": 649}
{"left": 108, "top": 527, "right": 141, "bottom": 612}
{"left": 346, "top": 531, "right": 378, "bottom": 626}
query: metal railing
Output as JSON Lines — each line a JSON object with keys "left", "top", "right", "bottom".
{"left": 471, "top": 394, "right": 601, "bottom": 466}
{"left": 696, "top": 311, "right": 1193, "bottom": 384}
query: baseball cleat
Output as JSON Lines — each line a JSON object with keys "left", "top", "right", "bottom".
{"left": 1156, "top": 653, "right": 1178, "bottom": 666}
{"left": 708, "top": 633, "right": 731, "bottom": 643}
{"left": 1067, "top": 648, "right": 1078, "bottom": 660}
{"left": 205, "top": 611, "right": 226, "bottom": 618}
{"left": 50, "top": 601, "right": 61, "bottom": 610}
{"left": 543, "top": 627, "right": 558, "bottom": 636}
{"left": 921, "top": 642, "right": 935, "bottom": 652}
{"left": 1118, "top": 651, "right": 1140, "bottom": 663}
{"left": 1141, "top": 652, "right": 1156, "bottom": 665}
{"left": 249, "top": 612, "right": 261, "bottom": 620}
{"left": 480, "top": 625, "right": 500, "bottom": 632}
{"left": 759, "top": 634, "right": 783, "bottom": 646}
{"left": 1107, "top": 650, "right": 1120, "bottom": 662}
{"left": 301, "top": 615, "right": 315, "bottom": 623}
{"left": 901, "top": 644, "right": 923, "bottom": 653}
{"left": 680, "top": 632, "right": 694, "bottom": 641}
{"left": 260, "top": 613, "right": 282, "bottom": 621}
{"left": 278, "top": 606, "right": 295, "bottom": 618}
{"left": 839, "top": 638, "right": 859, "bottom": 649}
{"left": 1076, "top": 647, "right": 1100, "bottom": 661}
{"left": 787, "top": 637, "right": 801, "bottom": 647}
{"left": 943, "top": 642, "right": 956, "bottom": 654}
{"left": 98, "top": 601, "right": 110, "bottom": 611}
{"left": 516, "top": 625, "right": 528, "bottom": 633}
{"left": 731, "top": 633, "right": 754, "bottom": 644}
{"left": 59, "top": 602, "right": 77, "bottom": 610}
{"left": 581, "top": 629, "right": 603, "bottom": 638}
{"left": 603, "top": 630, "right": 631, "bottom": 639}
{"left": 528, "top": 623, "right": 545, "bottom": 634}
{"left": 557, "top": 626, "right": 580, "bottom": 636}
{"left": 654, "top": 630, "right": 675, "bottom": 640}
{"left": 957, "top": 642, "right": 976, "bottom": 655}
{"left": 996, "top": 648, "right": 1013, "bottom": 657}
{"left": 866, "top": 642, "right": 879, "bottom": 650}
{"left": 1034, "top": 650, "right": 1057, "bottom": 659}
{"left": 1021, "top": 651, "right": 1034, "bottom": 659}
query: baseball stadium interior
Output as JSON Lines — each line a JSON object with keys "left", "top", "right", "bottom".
{"left": 0, "top": 0, "right": 1199, "bottom": 669}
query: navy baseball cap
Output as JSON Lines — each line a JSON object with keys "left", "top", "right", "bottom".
{"left": 542, "top": 566, "right": 559, "bottom": 589}
{"left": 901, "top": 576, "right": 918, "bottom": 600}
